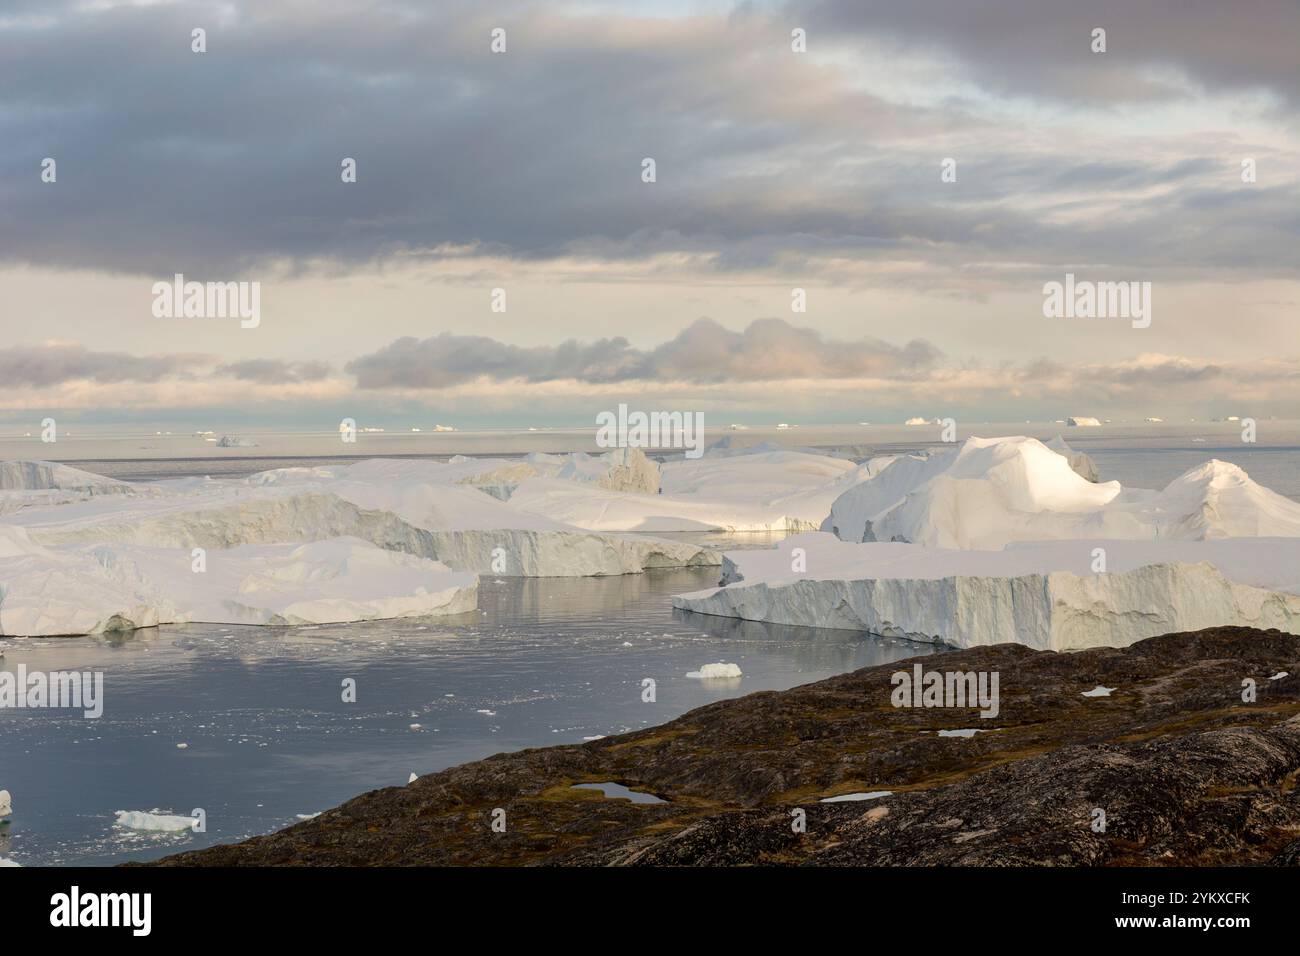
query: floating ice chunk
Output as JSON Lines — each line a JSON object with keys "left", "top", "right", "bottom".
{"left": 115, "top": 810, "right": 194, "bottom": 832}
{"left": 0, "top": 789, "right": 11, "bottom": 818}
{"left": 686, "top": 662, "right": 743, "bottom": 679}
{"left": 1081, "top": 686, "right": 1116, "bottom": 697}
{"left": 0, "top": 858, "right": 19, "bottom": 867}
{"left": 820, "top": 791, "right": 892, "bottom": 802}
{"left": 296, "top": 812, "right": 321, "bottom": 820}
{"left": 176, "top": 743, "right": 189, "bottom": 749}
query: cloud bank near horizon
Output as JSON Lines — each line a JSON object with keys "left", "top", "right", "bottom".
{"left": 3, "top": 322, "right": 1295, "bottom": 425}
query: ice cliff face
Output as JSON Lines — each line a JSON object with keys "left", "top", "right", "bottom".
{"left": 674, "top": 533, "right": 1300, "bottom": 651}
{"left": 0, "top": 460, "right": 134, "bottom": 494}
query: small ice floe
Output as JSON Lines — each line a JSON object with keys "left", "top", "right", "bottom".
{"left": 296, "top": 812, "right": 321, "bottom": 821}
{"left": 937, "top": 729, "right": 982, "bottom": 738}
{"left": 1081, "top": 685, "right": 1116, "bottom": 697}
{"left": 570, "top": 782, "right": 666, "bottom": 804}
{"left": 408, "top": 772, "right": 419, "bottom": 783}
{"left": 176, "top": 743, "right": 189, "bottom": 749}
{"left": 0, "top": 789, "right": 12, "bottom": 819}
{"left": 686, "top": 662, "right": 743, "bottom": 680}
{"left": 409, "top": 723, "right": 422, "bottom": 731}
{"left": 621, "top": 642, "right": 633, "bottom": 647}
{"left": 115, "top": 810, "right": 194, "bottom": 832}
{"left": 1269, "top": 671, "right": 1289, "bottom": 681}
{"left": 820, "top": 791, "right": 892, "bottom": 803}
{"left": 475, "top": 709, "right": 497, "bottom": 716}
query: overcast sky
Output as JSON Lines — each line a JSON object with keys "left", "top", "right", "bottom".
{"left": 2, "top": 0, "right": 1297, "bottom": 427}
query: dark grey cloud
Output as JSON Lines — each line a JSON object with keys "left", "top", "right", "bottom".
{"left": 0, "top": 343, "right": 207, "bottom": 387}
{"left": 216, "top": 359, "right": 332, "bottom": 384}
{"left": 346, "top": 317, "right": 939, "bottom": 387}
{"left": 796, "top": 0, "right": 1300, "bottom": 106}
{"left": 0, "top": 0, "right": 1295, "bottom": 281}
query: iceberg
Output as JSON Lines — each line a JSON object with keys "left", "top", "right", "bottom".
{"left": 444, "top": 448, "right": 661, "bottom": 496}
{"left": 823, "top": 437, "right": 1300, "bottom": 549}
{"left": 0, "top": 526, "right": 477, "bottom": 636}
{"left": 510, "top": 448, "right": 872, "bottom": 533}
{"left": 673, "top": 532, "right": 1300, "bottom": 651}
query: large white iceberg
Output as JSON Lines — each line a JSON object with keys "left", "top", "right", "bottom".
{"left": 823, "top": 437, "right": 1300, "bottom": 549}
{"left": 0, "top": 526, "right": 477, "bottom": 636}
{"left": 673, "top": 532, "right": 1300, "bottom": 651}
{"left": 1, "top": 458, "right": 718, "bottom": 578}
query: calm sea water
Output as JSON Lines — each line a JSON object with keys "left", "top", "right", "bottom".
{"left": 3, "top": 436, "right": 1297, "bottom": 867}
{"left": 0, "top": 569, "right": 936, "bottom": 867}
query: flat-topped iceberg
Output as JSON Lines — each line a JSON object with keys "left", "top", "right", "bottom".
{"left": 510, "top": 447, "right": 874, "bottom": 532}
{"left": 673, "top": 532, "right": 1300, "bottom": 651}
{"left": 1, "top": 458, "right": 718, "bottom": 580}
{"left": 0, "top": 526, "right": 477, "bottom": 636}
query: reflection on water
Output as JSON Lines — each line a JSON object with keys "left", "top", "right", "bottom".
{"left": 0, "top": 567, "right": 934, "bottom": 867}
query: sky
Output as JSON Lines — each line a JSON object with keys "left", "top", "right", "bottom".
{"left": 2, "top": 0, "right": 1297, "bottom": 428}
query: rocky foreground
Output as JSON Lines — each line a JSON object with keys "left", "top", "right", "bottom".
{"left": 151, "top": 627, "right": 1300, "bottom": 866}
